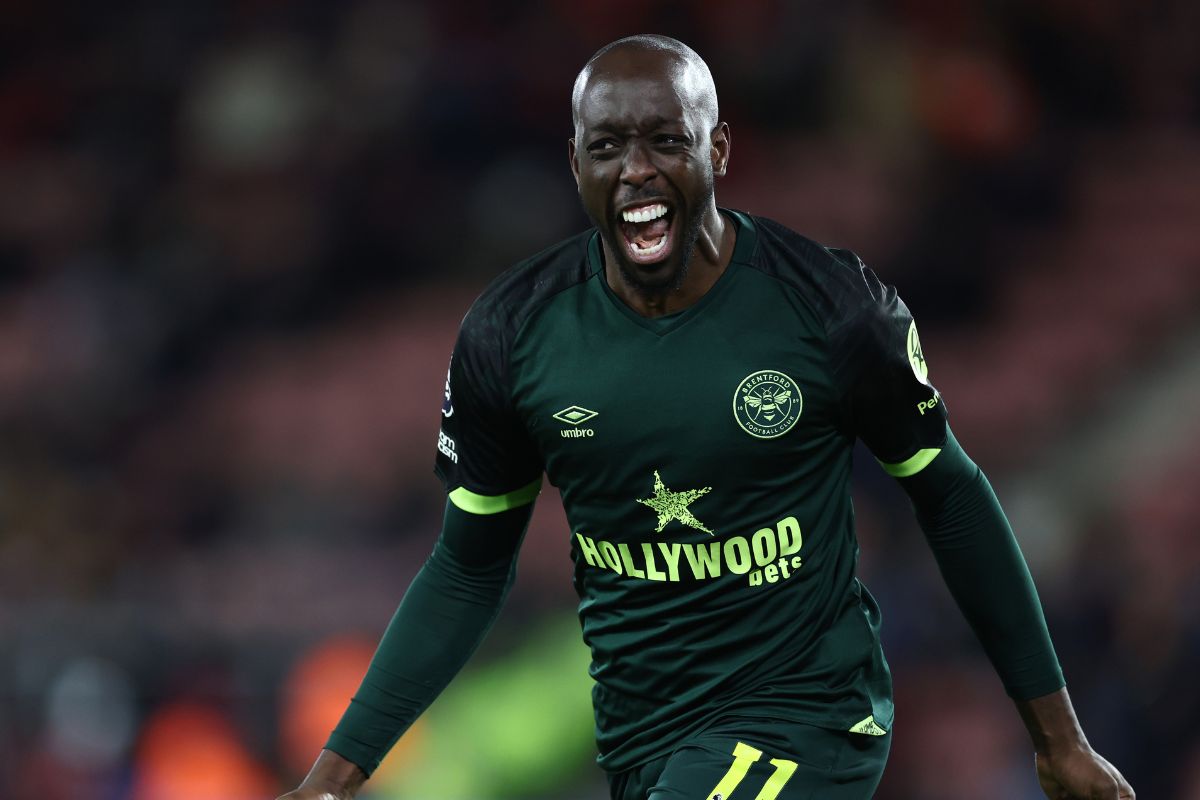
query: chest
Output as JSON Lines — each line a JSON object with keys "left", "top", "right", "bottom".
{"left": 509, "top": 281, "right": 846, "bottom": 500}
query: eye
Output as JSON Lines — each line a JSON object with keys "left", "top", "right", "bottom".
{"left": 586, "top": 138, "right": 619, "bottom": 154}
{"left": 656, "top": 133, "right": 689, "bottom": 147}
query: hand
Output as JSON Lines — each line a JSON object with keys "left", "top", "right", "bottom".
{"left": 1035, "top": 744, "right": 1135, "bottom": 800}
{"left": 278, "top": 750, "right": 367, "bottom": 800}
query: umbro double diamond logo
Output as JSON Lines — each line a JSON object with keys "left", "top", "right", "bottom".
{"left": 552, "top": 405, "right": 598, "bottom": 425}
{"left": 553, "top": 405, "right": 598, "bottom": 438}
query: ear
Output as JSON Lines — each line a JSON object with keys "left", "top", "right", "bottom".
{"left": 568, "top": 138, "right": 580, "bottom": 189}
{"left": 710, "top": 122, "right": 731, "bottom": 178}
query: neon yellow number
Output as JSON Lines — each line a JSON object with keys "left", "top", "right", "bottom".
{"left": 754, "top": 758, "right": 798, "bottom": 800}
{"left": 706, "top": 742, "right": 798, "bottom": 800}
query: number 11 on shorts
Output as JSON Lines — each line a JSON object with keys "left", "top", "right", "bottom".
{"left": 708, "top": 741, "right": 798, "bottom": 800}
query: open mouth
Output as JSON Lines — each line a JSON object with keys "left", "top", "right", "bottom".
{"left": 618, "top": 201, "right": 675, "bottom": 265}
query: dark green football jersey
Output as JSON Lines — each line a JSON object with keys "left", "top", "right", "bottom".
{"left": 434, "top": 210, "right": 949, "bottom": 772}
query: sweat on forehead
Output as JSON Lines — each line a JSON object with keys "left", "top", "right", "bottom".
{"left": 571, "top": 35, "right": 718, "bottom": 130}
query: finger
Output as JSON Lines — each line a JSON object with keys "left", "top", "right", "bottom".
{"left": 1100, "top": 775, "right": 1122, "bottom": 800}
{"left": 1082, "top": 772, "right": 1118, "bottom": 800}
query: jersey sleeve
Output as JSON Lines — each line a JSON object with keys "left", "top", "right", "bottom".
{"left": 434, "top": 307, "right": 543, "bottom": 512}
{"left": 836, "top": 258, "right": 949, "bottom": 475}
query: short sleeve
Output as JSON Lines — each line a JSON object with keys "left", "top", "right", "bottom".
{"left": 840, "top": 265, "right": 949, "bottom": 475}
{"left": 434, "top": 310, "right": 543, "bottom": 510}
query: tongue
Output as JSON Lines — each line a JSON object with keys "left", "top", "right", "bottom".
{"left": 624, "top": 217, "right": 670, "bottom": 247}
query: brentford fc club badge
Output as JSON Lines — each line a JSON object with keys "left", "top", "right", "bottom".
{"left": 733, "top": 370, "right": 803, "bottom": 439}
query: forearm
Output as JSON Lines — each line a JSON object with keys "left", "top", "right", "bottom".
{"left": 322, "top": 500, "right": 533, "bottom": 782}
{"left": 897, "top": 429, "right": 1064, "bottom": 700}
{"left": 1015, "top": 686, "right": 1089, "bottom": 753}
{"left": 295, "top": 749, "right": 367, "bottom": 798}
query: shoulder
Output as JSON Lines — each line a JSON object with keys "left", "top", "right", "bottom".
{"left": 740, "top": 212, "right": 894, "bottom": 336}
{"left": 457, "top": 229, "right": 596, "bottom": 350}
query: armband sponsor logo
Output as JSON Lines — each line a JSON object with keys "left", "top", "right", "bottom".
{"left": 733, "top": 371, "right": 802, "bottom": 439}
{"left": 437, "top": 430, "right": 458, "bottom": 463}
{"left": 917, "top": 390, "right": 940, "bottom": 416}
{"left": 574, "top": 516, "right": 804, "bottom": 588}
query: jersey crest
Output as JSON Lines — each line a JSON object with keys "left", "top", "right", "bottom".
{"left": 733, "top": 370, "right": 803, "bottom": 439}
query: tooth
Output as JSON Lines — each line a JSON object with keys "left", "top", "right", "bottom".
{"left": 624, "top": 204, "right": 671, "bottom": 223}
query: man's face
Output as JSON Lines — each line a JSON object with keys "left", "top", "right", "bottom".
{"left": 570, "top": 56, "right": 728, "bottom": 293}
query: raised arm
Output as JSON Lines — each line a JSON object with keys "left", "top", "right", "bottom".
{"left": 279, "top": 496, "right": 536, "bottom": 799}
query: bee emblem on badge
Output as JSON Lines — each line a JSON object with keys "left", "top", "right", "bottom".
{"left": 742, "top": 386, "right": 794, "bottom": 424}
{"left": 733, "top": 370, "right": 803, "bottom": 439}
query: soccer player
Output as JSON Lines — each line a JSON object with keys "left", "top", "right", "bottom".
{"left": 280, "top": 35, "right": 1134, "bottom": 800}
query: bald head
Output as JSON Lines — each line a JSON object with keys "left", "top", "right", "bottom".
{"left": 571, "top": 35, "right": 719, "bottom": 134}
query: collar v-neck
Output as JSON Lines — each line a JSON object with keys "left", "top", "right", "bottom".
{"left": 588, "top": 208, "right": 758, "bottom": 336}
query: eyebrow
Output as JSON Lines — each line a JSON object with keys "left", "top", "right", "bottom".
{"left": 588, "top": 115, "right": 686, "bottom": 135}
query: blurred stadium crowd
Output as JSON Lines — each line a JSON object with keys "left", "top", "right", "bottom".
{"left": 2, "top": 1, "right": 1199, "bottom": 798}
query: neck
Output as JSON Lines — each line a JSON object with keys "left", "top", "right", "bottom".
{"left": 605, "top": 203, "right": 735, "bottom": 318}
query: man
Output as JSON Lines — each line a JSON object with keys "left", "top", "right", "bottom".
{"left": 281, "top": 35, "right": 1134, "bottom": 800}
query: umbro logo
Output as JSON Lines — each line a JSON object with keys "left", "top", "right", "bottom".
{"left": 553, "top": 405, "right": 597, "bottom": 438}
{"left": 552, "top": 405, "right": 598, "bottom": 425}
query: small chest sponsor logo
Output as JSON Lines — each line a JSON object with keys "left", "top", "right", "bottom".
{"left": 733, "top": 370, "right": 803, "bottom": 439}
{"left": 553, "top": 405, "right": 598, "bottom": 438}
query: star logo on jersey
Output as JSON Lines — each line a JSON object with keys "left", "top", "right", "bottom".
{"left": 733, "top": 370, "right": 803, "bottom": 439}
{"left": 636, "top": 470, "right": 714, "bottom": 535}
{"left": 907, "top": 320, "right": 929, "bottom": 385}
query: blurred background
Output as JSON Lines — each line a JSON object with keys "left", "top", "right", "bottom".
{"left": 1, "top": 0, "right": 1198, "bottom": 798}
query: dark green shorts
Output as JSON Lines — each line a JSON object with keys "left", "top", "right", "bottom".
{"left": 607, "top": 718, "right": 890, "bottom": 800}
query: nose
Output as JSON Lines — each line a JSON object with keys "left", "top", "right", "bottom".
{"left": 620, "top": 142, "right": 657, "bottom": 187}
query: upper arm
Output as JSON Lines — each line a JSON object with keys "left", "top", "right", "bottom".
{"left": 436, "top": 498, "right": 536, "bottom": 573}
{"left": 836, "top": 261, "right": 949, "bottom": 477}
{"left": 434, "top": 304, "right": 544, "bottom": 514}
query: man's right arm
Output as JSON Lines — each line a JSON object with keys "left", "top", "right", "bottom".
{"left": 278, "top": 495, "right": 537, "bottom": 799}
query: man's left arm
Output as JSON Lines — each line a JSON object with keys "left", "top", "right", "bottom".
{"left": 891, "top": 429, "right": 1134, "bottom": 800}
{"left": 836, "top": 255, "right": 1133, "bottom": 798}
